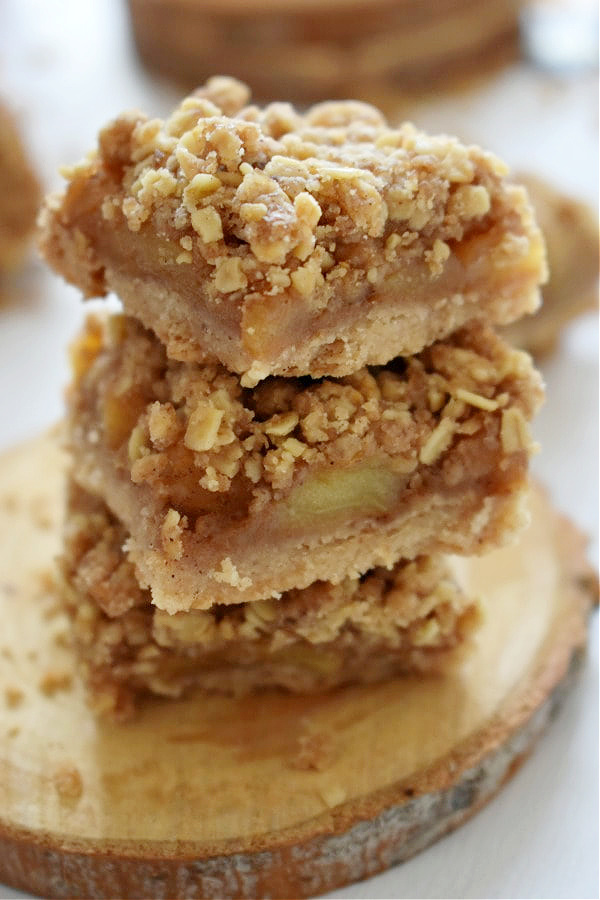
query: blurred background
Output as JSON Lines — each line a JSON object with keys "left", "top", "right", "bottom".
{"left": 0, "top": 1, "right": 597, "bottom": 897}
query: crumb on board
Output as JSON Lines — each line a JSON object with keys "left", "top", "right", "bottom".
{"left": 31, "top": 498, "right": 54, "bottom": 530}
{"left": 52, "top": 766, "right": 83, "bottom": 802}
{"left": 38, "top": 669, "right": 73, "bottom": 696}
{"left": 291, "top": 730, "right": 338, "bottom": 772}
{"left": 53, "top": 629, "right": 70, "bottom": 648}
{"left": 42, "top": 599, "right": 66, "bottom": 620}
{"left": 37, "top": 568, "right": 57, "bottom": 594}
{"left": 4, "top": 686, "right": 24, "bottom": 708}
{"left": 0, "top": 494, "right": 18, "bottom": 513}
{"left": 319, "top": 784, "right": 347, "bottom": 808}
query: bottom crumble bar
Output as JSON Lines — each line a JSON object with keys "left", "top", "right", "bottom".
{"left": 60, "top": 483, "right": 480, "bottom": 720}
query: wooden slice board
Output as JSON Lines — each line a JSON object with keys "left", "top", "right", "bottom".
{"left": 0, "top": 431, "right": 596, "bottom": 899}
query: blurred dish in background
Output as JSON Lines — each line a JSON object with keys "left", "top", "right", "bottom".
{"left": 521, "top": 0, "right": 599, "bottom": 72}
{"left": 502, "top": 174, "right": 599, "bottom": 357}
{"left": 126, "top": 0, "right": 524, "bottom": 103}
{"left": 0, "top": 101, "right": 40, "bottom": 273}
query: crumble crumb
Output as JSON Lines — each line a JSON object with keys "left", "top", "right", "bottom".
{"left": 42, "top": 599, "right": 65, "bottom": 620}
{"left": 53, "top": 629, "right": 70, "bottom": 648}
{"left": 0, "top": 494, "right": 18, "bottom": 513}
{"left": 320, "top": 784, "right": 347, "bottom": 808}
{"left": 501, "top": 407, "right": 537, "bottom": 454}
{"left": 211, "top": 557, "right": 253, "bottom": 591}
{"left": 291, "top": 731, "right": 339, "bottom": 772}
{"left": 4, "top": 686, "right": 24, "bottom": 708}
{"left": 37, "top": 568, "right": 58, "bottom": 594}
{"left": 32, "top": 505, "right": 54, "bottom": 530}
{"left": 52, "top": 766, "right": 83, "bottom": 803}
{"left": 38, "top": 669, "right": 73, "bottom": 696}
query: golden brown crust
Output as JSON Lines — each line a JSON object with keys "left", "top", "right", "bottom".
{"left": 0, "top": 102, "right": 41, "bottom": 271}
{"left": 60, "top": 482, "right": 479, "bottom": 719}
{"left": 39, "top": 77, "right": 546, "bottom": 381}
{"left": 67, "top": 314, "right": 543, "bottom": 611}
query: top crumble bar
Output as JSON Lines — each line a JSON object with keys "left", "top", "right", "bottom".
{"left": 39, "top": 76, "right": 546, "bottom": 384}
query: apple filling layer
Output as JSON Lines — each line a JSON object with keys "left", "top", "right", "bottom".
{"left": 67, "top": 314, "right": 543, "bottom": 611}
{"left": 61, "top": 483, "right": 480, "bottom": 720}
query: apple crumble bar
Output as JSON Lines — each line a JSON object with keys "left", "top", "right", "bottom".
{"left": 61, "top": 482, "right": 480, "bottom": 719}
{"left": 502, "top": 175, "right": 599, "bottom": 356}
{"left": 67, "top": 314, "right": 543, "bottom": 611}
{"left": 0, "top": 101, "right": 40, "bottom": 271}
{"left": 127, "top": 0, "right": 522, "bottom": 103}
{"left": 39, "top": 77, "right": 546, "bottom": 384}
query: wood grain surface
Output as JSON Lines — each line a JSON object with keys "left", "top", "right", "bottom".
{"left": 0, "top": 431, "right": 595, "bottom": 899}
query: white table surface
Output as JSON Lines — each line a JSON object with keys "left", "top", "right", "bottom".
{"left": 0, "top": 1, "right": 597, "bottom": 897}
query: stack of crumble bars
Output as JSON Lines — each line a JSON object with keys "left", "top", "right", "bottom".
{"left": 39, "top": 78, "right": 546, "bottom": 719}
